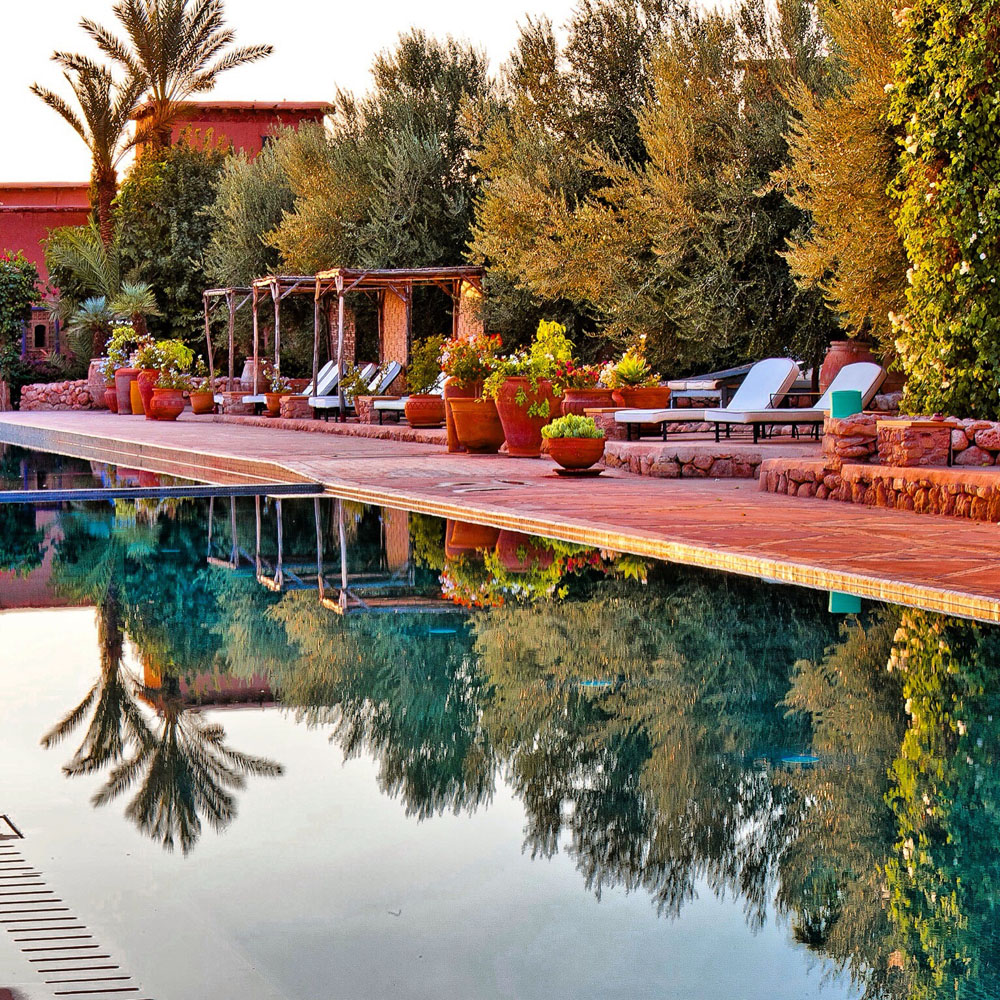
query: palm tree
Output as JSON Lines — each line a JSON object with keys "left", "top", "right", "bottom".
{"left": 64, "top": 296, "right": 115, "bottom": 361}
{"left": 31, "top": 54, "right": 144, "bottom": 245}
{"left": 81, "top": 0, "right": 273, "bottom": 153}
{"left": 110, "top": 280, "right": 162, "bottom": 339}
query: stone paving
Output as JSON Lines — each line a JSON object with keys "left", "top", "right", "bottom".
{"left": 1, "top": 410, "right": 998, "bottom": 621}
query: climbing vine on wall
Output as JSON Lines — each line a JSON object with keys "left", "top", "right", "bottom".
{"left": 887, "top": 1, "right": 1000, "bottom": 418}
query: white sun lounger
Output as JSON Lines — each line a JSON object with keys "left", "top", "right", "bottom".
{"left": 704, "top": 362, "right": 887, "bottom": 443}
{"left": 614, "top": 358, "right": 801, "bottom": 441}
{"left": 310, "top": 362, "right": 403, "bottom": 420}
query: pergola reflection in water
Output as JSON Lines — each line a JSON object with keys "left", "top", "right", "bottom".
{"left": 206, "top": 494, "right": 455, "bottom": 615}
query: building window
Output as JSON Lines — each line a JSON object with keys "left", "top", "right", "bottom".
{"left": 33, "top": 324, "right": 48, "bottom": 349}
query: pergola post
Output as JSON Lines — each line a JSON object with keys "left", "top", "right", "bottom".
{"left": 227, "top": 289, "right": 236, "bottom": 386}
{"left": 271, "top": 279, "right": 281, "bottom": 374}
{"left": 251, "top": 284, "right": 260, "bottom": 394}
{"left": 203, "top": 294, "right": 215, "bottom": 382}
{"left": 312, "top": 278, "right": 321, "bottom": 397}
{"left": 336, "top": 273, "right": 345, "bottom": 420}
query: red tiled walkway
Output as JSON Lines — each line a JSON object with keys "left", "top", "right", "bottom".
{"left": 1, "top": 410, "right": 998, "bottom": 621}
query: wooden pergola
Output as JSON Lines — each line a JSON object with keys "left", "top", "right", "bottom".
{"left": 203, "top": 266, "right": 485, "bottom": 405}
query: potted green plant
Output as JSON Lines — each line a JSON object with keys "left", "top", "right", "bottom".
{"left": 554, "top": 360, "right": 615, "bottom": 415}
{"left": 439, "top": 333, "right": 503, "bottom": 453}
{"left": 404, "top": 334, "right": 447, "bottom": 428}
{"left": 100, "top": 356, "right": 119, "bottom": 413}
{"left": 483, "top": 320, "right": 572, "bottom": 457}
{"left": 541, "top": 414, "right": 606, "bottom": 471}
{"left": 188, "top": 358, "right": 215, "bottom": 415}
{"left": 149, "top": 368, "right": 190, "bottom": 421}
{"left": 602, "top": 344, "right": 669, "bottom": 408}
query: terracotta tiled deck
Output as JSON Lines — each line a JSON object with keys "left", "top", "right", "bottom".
{"left": 1, "top": 410, "right": 998, "bottom": 621}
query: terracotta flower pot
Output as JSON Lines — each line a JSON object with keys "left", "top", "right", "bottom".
{"left": 494, "top": 376, "right": 559, "bottom": 458}
{"left": 445, "top": 519, "right": 501, "bottom": 559}
{"left": 495, "top": 530, "right": 554, "bottom": 573}
{"left": 547, "top": 436, "right": 606, "bottom": 471}
{"left": 189, "top": 391, "right": 215, "bottom": 415}
{"left": 104, "top": 387, "right": 119, "bottom": 413}
{"left": 265, "top": 392, "right": 286, "bottom": 417}
{"left": 443, "top": 379, "right": 481, "bottom": 453}
{"left": 137, "top": 369, "right": 160, "bottom": 419}
{"left": 149, "top": 387, "right": 185, "bottom": 421}
{"left": 611, "top": 385, "right": 670, "bottom": 409}
{"left": 819, "top": 339, "right": 877, "bottom": 393}
{"left": 449, "top": 397, "right": 505, "bottom": 454}
{"left": 114, "top": 367, "right": 140, "bottom": 415}
{"left": 404, "top": 394, "right": 446, "bottom": 428}
{"left": 561, "top": 387, "right": 616, "bottom": 416}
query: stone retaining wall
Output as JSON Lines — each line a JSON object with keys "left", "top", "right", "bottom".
{"left": 20, "top": 380, "right": 100, "bottom": 411}
{"left": 603, "top": 442, "right": 761, "bottom": 479}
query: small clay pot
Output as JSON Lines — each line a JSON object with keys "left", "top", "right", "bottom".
{"left": 546, "top": 436, "right": 606, "bottom": 471}
{"left": 443, "top": 379, "right": 481, "bottom": 453}
{"left": 561, "top": 387, "right": 616, "bottom": 416}
{"left": 404, "top": 394, "right": 446, "bottom": 428}
{"left": 265, "top": 392, "right": 286, "bottom": 417}
{"left": 189, "top": 391, "right": 215, "bottom": 415}
{"left": 104, "top": 387, "right": 119, "bottom": 413}
{"left": 611, "top": 386, "right": 670, "bottom": 409}
{"left": 149, "top": 387, "right": 185, "bottom": 421}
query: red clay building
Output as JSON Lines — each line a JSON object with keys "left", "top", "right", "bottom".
{"left": 132, "top": 100, "right": 328, "bottom": 159}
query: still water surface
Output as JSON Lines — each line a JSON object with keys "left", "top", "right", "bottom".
{"left": 1, "top": 449, "right": 998, "bottom": 999}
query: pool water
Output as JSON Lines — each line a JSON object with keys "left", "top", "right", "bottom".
{"left": 2, "top": 468, "right": 1000, "bottom": 999}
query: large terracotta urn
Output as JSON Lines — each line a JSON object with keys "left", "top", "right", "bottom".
{"left": 88, "top": 358, "right": 109, "bottom": 409}
{"left": 494, "top": 376, "right": 559, "bottom": 458}
{"left": 136, "top": 369, "right": 160, "bottom": 419}
{"left": 561, "top": 387, "right": 616, "bottom": 416}
{"left": 449, "top": 397, "right": 505, "bottom": 454}
{"left": 443, "top": 379, "right": 480, "bottom": 453}
{"left": 819, "top": 340, "right": 877, "bottom": 393}
{"left": 114, "top": 367, "right": 140, "bottom": 414}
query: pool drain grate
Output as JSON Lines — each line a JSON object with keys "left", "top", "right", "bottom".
{"left": 0, "top": 839, "right": 153, "bottom": 999}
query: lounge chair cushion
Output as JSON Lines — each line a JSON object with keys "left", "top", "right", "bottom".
{"left": 703, "top": 408, "right": 826, "bottom": 424}
{"left": 614, "top": 408, "right": 709, "bottom": 423}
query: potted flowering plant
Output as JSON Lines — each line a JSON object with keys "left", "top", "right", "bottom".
{"left": 404, "top": 334, "right": 447, "bottom": 428}
{"left": 602, "top": 343, "right": 669, "bottom": 408}
{"left": 149, "top": 368, "right": 191, "bottom": 421}
{"left": 132, "top": 340, "right": 194, "bottom": 419}
{"left": 553, "top": 360, "right": 615, "bottom": 415}
{"left": 483, "top": 320, "right": 574, "bottom": 457}
{"left": 188, "top": 357, "right": 215, "bottom": 414}
{"left": 439, "top": 333, "right": 503, "bottom": 453}
{"left": 100, "top": 356, "right": 120, "bottom": 412}
{"left": 258, "top": 361, "right": 291, "bottom": 416}
{"left": 541, "top": 414, "right": 606, "bottom": 472}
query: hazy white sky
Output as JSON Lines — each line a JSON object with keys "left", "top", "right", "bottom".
{"left": 0, "top": 0, "right": 733, "bottom": 184}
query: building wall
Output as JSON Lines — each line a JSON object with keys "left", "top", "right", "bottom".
{"left": 134, "top": 102, "right": 328, "bottom": 161}
{"left": 0, "top": 183, "right": 90, "bottom": 283}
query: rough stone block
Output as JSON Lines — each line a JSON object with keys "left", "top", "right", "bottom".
{"left": 954, "top": 445, "right": 993, "bottom": 467}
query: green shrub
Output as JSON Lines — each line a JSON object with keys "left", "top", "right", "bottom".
{"left": 541, "top": 414, "right": 604, "bottom": 440}
{"left": 407, "top": 335, "right": 446, "bottom": 394}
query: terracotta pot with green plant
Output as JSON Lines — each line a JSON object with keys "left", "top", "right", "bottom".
{"left": 149, "top": 369, "right": 190, "bottom": 421}
{"left": 188, "top": 359, "right": 215, "bottom": 414}
{"left": 440, "top": 333, "right": 503, "bottom": 452}
{"left": 541, "top": 414, "right": 606, "bottom": 471}
{"left": 263, "top": 366, "right": 292, "bottom": 417}
{"left": 604, "top": 345, "right": 669, "bottom": 408}
{"left": 404, "top": 334, "right": 447, "bottom": 427}
{"left": 484, "top": 321, "right": 572, "bottom": 457}
{"left": 100, "top": 357, "right": 119, "bottom": 413}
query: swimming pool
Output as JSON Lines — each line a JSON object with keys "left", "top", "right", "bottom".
{"left": 1, "top": 456, "right": 998, "bottom": 999}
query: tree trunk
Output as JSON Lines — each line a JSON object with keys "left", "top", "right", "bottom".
{"left": 95, "top": 170, "right": 117, "bottom": 247}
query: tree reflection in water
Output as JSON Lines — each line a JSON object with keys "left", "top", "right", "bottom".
{"left": 16, "top": 494, "right": 1000, "bottom": 995}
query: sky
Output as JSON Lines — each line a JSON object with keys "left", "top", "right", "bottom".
{"left": 0, "top": 0, "right": 731, "bottom": 184}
